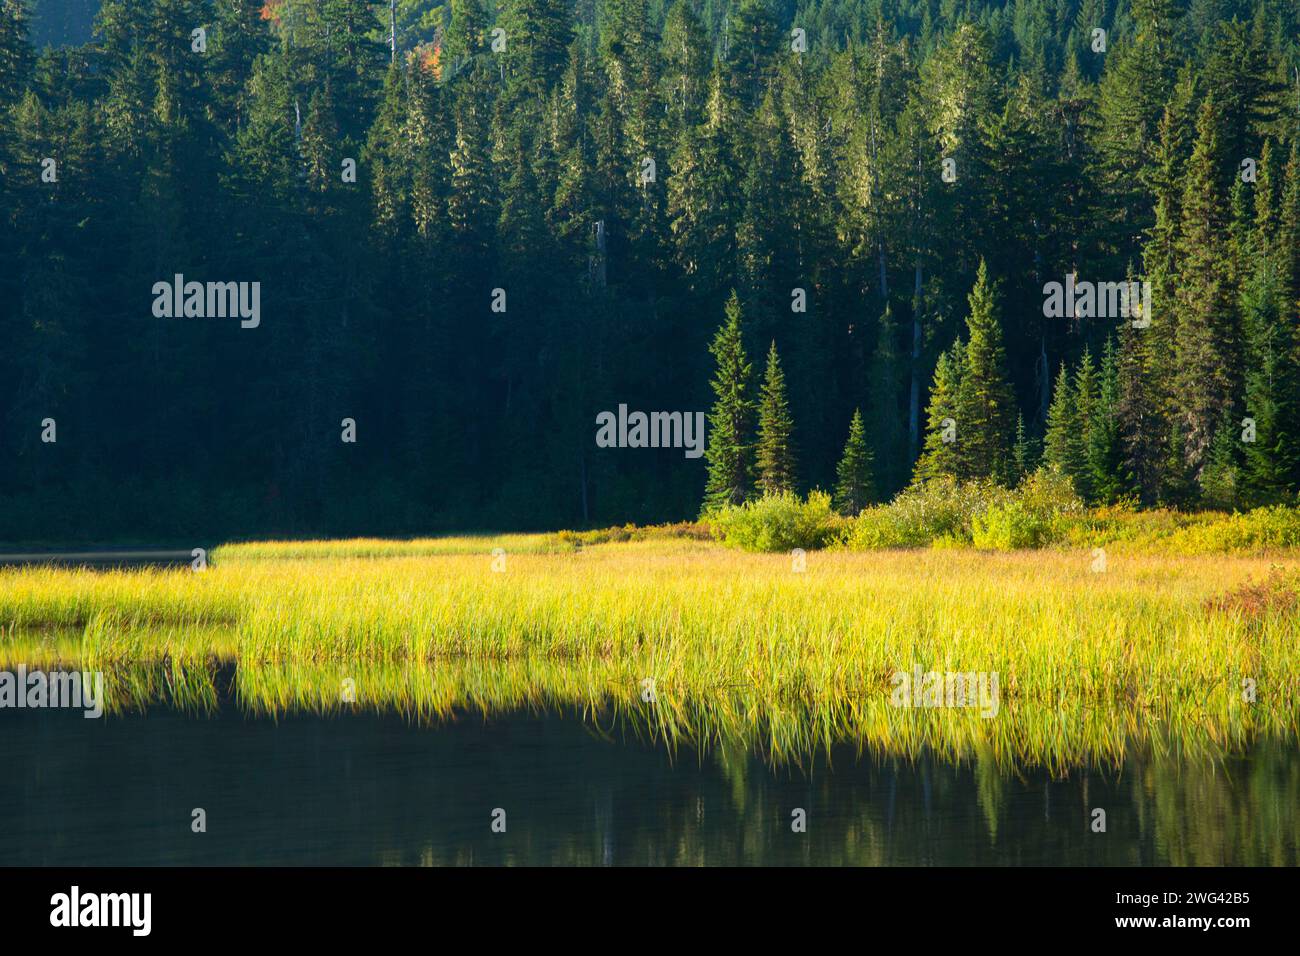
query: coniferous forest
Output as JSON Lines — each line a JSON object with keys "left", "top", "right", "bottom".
{"left": 2, "top": 0, "right": 1299, "bottom": 541}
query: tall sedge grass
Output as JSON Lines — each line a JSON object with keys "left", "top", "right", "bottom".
{"left": 2, "top": 538, "right": 1298, "bottom": 768}
{"left": 212, "top": 533, "right": 576, "bottom": 561}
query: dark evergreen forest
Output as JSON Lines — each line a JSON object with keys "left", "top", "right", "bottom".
{"left": 1, "top": 0, "right": 1298, "bottom": 541}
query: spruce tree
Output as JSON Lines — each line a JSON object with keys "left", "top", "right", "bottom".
{"left": 1072, "top": 348, "right": 1097, "bottom": 501}
{"left": 702, "top": 292, "right": 755, "bottom": 512}
{"left": 1200, "top": 410, "right": 1241, "bottom": 510}
{"left": 1088, "top": 341, "right": 1127, "bottom": 504}
{"left": 501, "top": 0, "right": 572, "bottom": 93}
{"left": 1011, "top": 412, "right": 1036, "bottom": 482}
{"left": 1123, "top": 94, "right": 1192, "bottom": 503}
{"left": 1274, "top": 140, "right": 1300, "bottom": 491}
{"left": 1042, "top": 363, "right": 1082, "bottom": 483}
{"left": 1160, "top": 421, "right": 1198, "bottom": 508}
{"left": 1240, "top": 185, "right": 1289, "bottom": 504}
{"left": 1116, "top": 315, "right": 1160, "bottom": 504}
{"left": 1174, "top": 97, "right": 1239, "bottom": 478}
{"left": 445, "top": 0, "right": 488, "bottom": 72}
{"left": 868, "top": 304, "right": 907, "bottom": 496}
{"left": 660, "top": 0, "right": 708, "bottom": 126}
{"left": 0, "top": 0, "right": 33, "bottom": 107}
{"left": 834, "top": 409, "right": 874, "bottom": 516}
{"left": 755, "top": 341, "right": 796, "bottom": 496}
{"left": 954, "top": 260, "right": 1015, "bottom": 482}
{"left": 913, "top": 341, "right": 964, "bottom": 483}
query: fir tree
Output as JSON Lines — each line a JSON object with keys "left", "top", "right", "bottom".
{"left": 1174, "top": 97, "right": 1240, "bottom": 478}
{"left": 1072, "top": 348, "right": 1097, "bottom": 501}
{"left": 834, "top": 409, "right": 874, "bottom": 516}
{"left": 1011, "top": 412, "right": 1037, "bottom": 482}
{"left": 702, "top": 291, "right": 755, "bottom": 512}
{"left": 1088, "top": 341, "right": 1127, "bottom": 504}
{"left": 1043, "top": 363, "right": 1082, "bottom": 484}
{"left": 1200, "top": 409, "right": 1242, "bottom": 510}
{"left": 868, "top": 304, "right": 907, "bottom": 495}
{"left": 754, "top": 340, "right": 796, "bottom": 496}
{"left": 0, "top": 0, "right": 34, "bottom": 107}
{"left": 913, "top": 341, "right": 965, "bottom": 483}
{"left": 954, "top": 259, "right": 1015, "bottom": 482}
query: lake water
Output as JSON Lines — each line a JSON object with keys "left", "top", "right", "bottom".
{"left": 2, "top": 691, "right": 1296, "bottom": 866}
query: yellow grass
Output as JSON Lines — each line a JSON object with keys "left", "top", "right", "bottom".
{"left": 1, "top": 537, "right": 1297, "bottom": 768}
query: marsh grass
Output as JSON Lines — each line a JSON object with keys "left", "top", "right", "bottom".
{"left": 14, "top": 654, "right": 1289, "bottom": 773}
{"left": 2, "top": 538, "right": 1298, "bottom": 769}
{"left": 212, "top": 533, "right": 579, "bottom": 561}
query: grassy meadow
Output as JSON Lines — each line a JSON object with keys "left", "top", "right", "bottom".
{"left": 2, "top": 528, "right": 1298, "bottom": 770}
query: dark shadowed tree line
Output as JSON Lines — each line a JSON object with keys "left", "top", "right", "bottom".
{"left": 1, "top": 0, "right": 1299, "bottom": 541}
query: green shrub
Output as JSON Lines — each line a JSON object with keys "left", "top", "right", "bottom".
{"left": 1167, "top": 505, "right": 1300, "bottom": 554}
{"left": 844, "top": 469, "right": 1084, "bottom": 551}
{"left": 710, "top": 472, "right": 1300, "bottom": 555}
{"left": 1015, "top": 466, "right": 1086, "bottom": 519}
{"left": 843, "top": 476, "right": 1002, "bottom": 549}
{"left": 971, "top": 501, "right": 1045, "bottom": 549}
{"left": 970, "top": 468, "right": 1086, "bottom": 550}
{"left": 1058, "top": 504, "right": 1209, "bottom": 550}
{"left": 707, "top": 491, "right": 840, "bottom": 552}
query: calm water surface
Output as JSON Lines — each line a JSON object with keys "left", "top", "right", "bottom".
{"left": 2, "top": 698, "right": 1296, "bottom": 866}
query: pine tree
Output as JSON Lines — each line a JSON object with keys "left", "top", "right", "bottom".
{"left": 724, "top": 0, "right": 780, "bottom": 109}
{"left": 1122, "top": 92, "right": 1193, "bottom": 503}
{"left": 366, "top": 62, "right": 410, "bottom": 237}
{"left": 834, "top": 409, "right": 874, "bottom": 516}
{"left": 319, "top": 0, "right": 388, "bottom": 139}
{"left": 229, "top": 53, "right": 298, "bottom": 197}
{"left": 1094, "top": 0, "right": 1178, "bottom": 243}
{"left": 702, "top": 291, "right": 755, "bottom": 512}
{"left": 208, "top": 0, "right": 268, "bottom": 135}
